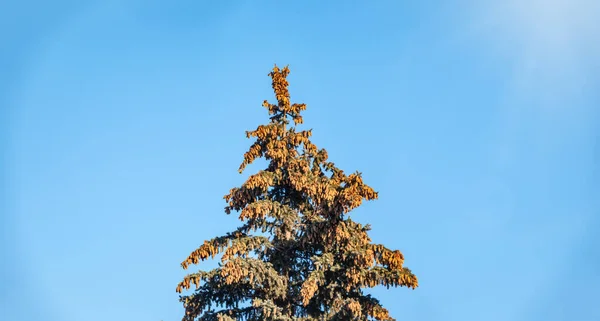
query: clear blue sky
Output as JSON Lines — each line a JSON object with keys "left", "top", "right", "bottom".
{"left": 2, "top": 1, "right": 599, "bottom": 321}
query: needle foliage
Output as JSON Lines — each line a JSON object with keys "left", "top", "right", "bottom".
{"left": 176, "top": 65, "right": 418, "bottom": 321}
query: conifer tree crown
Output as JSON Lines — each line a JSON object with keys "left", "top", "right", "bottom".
{"left": 177, "top": 65, "right": 418, "bottom": 321}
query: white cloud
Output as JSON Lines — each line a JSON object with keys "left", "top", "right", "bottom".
{"left": 467, "top": 0, "right": 600, "bottom": 107}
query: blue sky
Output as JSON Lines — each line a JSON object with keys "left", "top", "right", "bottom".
{"left": 2, "top": 1, "right": 599, "bottom": 320}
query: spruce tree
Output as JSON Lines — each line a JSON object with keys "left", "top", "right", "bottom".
{"left": 176, "top": 65, "right": 418, "bottom": 321}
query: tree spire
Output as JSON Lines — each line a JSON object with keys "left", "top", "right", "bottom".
{"left": 176, "top": 65, "right": 418, "bottom": 321}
